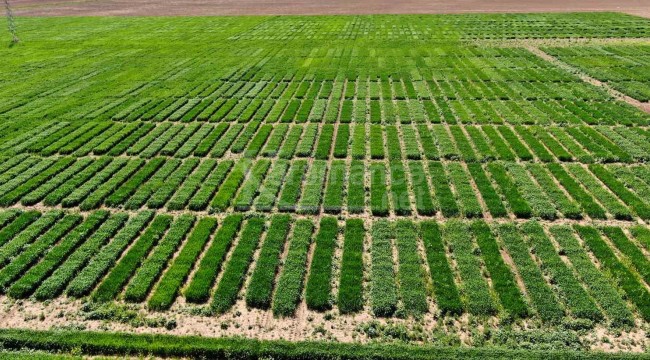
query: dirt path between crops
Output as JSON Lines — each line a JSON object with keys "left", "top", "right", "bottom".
{"left": 10, "top": 0, "right": 650, "bottom": 17}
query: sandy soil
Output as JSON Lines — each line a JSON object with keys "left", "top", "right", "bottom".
{"left": 1, "top": 296, "right": 647, "bottom": 352}
{"left": 10, "top": 0, "right": 650, "bottom": 18}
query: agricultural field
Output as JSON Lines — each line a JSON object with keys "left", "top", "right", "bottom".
{"left": 1, "top": 12, "right": 650, "bottom": 359}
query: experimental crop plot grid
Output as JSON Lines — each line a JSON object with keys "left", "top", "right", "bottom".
{"left": 1, "top": 12, "right": 650, "bottom": 351}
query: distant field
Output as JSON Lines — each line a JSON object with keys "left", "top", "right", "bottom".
{"left": 10, "top": 0, "right": 650, "bottom": 17}
{"left": 1, "top": 13, "right": 650, "bottom": 359}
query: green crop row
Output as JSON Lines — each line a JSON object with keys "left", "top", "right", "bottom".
{"left": 246, "top": 215, "right": 292, "bottom": 309}
{"left": 370, "top": 163, "right": 389, "bottom": 216}
{"left": 420, "top": 221, "right": 462, "bottom": 315}
{"left": 0, "top": 214, "right": 84, "bottom": 293}
{"left": 185, "top": 215, "right": 242, "bottom": 304}
{"left": 261, "top": 124, "right": 289, "bottom": 157}
{"left": 43, "top": 158, "right": 111, "bottom": 207}
{"left": 497, "top": 224, "right": 564, "bottom": 323}
{"left": 521, "top": 222, "right": 601, "bottom": 321}
{"left": 233, "top": 159, "right": 272, "bottom": 211}
{"left": 61, "top": 158, "right": 128, "bottom": 208}
{"left": 487, "top": 163, "right": 532, "bottom": 218}
{"left": 589, "top": 165, "right": 650, "bottom": 220}
{"left": 347, "top": 160, "right": 366, "bottom": 214}
{"left": 446, "top": 163, "right": 482, "bottom": 218}
{"left": 549, "top": 226, "right": 634, "bottom": 327}
{"left": 277, "top": 160, "right": 307, "bottom": 212}
{"left": 254, "top": 160, "right": 289, "bottom": 212}
{"left": 92, "top": 215, "right": 172, "bottom": 302}
{"left": 505, "top": 163, "right": 556, "bottom": 220}
{"left": 428, "top": 161, "right": 459, "bottom": 217}
{"left": 33, "top": 213, "right": 129, "bottom": 300}
{"left": 189, "top": 160, "right": 233, "bottom": 211}
{"left": 305, "top": 217, "right": 338, "bottom": 311}
{"left": 527, "top": 164, "right": 582, "bottom": 219}
{"left": 211, "top": 217, "right": 265, "bottom": 313}
{"left": 297, "top": 160, "right": 328, "bottom": 214}
{"left": 125, "top": 159, "right": 181, "bottom": 210}
{"left": 566, "top": 164, "right": 631, "bottom": 220}
{"left": 394, "top": 220, "right": 428, "bottom": 316}
{"left": 2, "top": 155, "right": 648, "bottom": 221}
{"left": 466, "top": 163, "right": 507, "bottom": 218}
{"left": 0, "top": 207, "right": 649, "bottom": 322}
{"left": 546, "top": 164, "right": 606, "bottom": 219}
{"left": 602, "top": 227, "right": 650, "bottom": 290}
{"left": 338, "top": 219, "right": 365, "bottom": 314}
{"left": 80, "top": 159, "right": 144, "bottom": 210}
{"left": 148, "top": 158, "right": 199, "bottom": 209}
{"left": 0, "top": 211, "right": 63, "bottom": 268}
{"left": 575, "top": 226, "right": 650, "bottom": 322}
{"left": 322, "top": 160, "right": 345, "bottom": 214}
{"left": 471, "top": 221, "right": 528, "bottom": 319}
{"left": 148, "top": 217, "right": 217, "bottom": 311}
{"left": 0, "top": 158, "right": 74, "bottom": 207}
{"left": 167, "top": 160, "right": 217, "bottom": 210}
{"left": 10, "top": 212, "right": 122, "bottom": 299}
{"left": 66, "top": 211, "right": 154, "bottom": 298}
{"left": 444, "top": 221, "right": 496, "bottom": 316}
{"left": 408, "top": 161, "right": 435, "bottom": 216}
{"left": 124, "top": 215, "right": 195, "bottom": 302}
{"left": 272, "top": 219, "right": 314, "bottom": 317}
{"left": 104, "top": 158, "right": 165, "bottom": 207}
{"left": 370, "top": 220, "right": 398, "bottom": 317}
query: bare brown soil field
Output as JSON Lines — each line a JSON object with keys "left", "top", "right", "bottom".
{"left": 11, "top": 0, "right": 650, "bottom": 17}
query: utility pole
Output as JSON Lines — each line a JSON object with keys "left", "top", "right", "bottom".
{"left": 4, "top": 0, "right": 18, "bottom": 44}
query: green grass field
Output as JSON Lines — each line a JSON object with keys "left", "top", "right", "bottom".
{"left": 1, "top": 12, "right": 650, "bottom": 358}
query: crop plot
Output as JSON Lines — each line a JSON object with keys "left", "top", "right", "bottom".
{"left": 1, "top": 12, "right": 650, "bottom": 358}
{"left": 545, "top": 45, "right": 650, "bottom": 103}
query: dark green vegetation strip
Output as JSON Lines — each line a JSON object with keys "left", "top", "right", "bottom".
{"left": 305, "top": 217, "right": 338, "bottom": 311}
{"left": 123, "top": 215, "right": 196, "bottom": 303}
{"left": 471, "top": 221, "right": 528, "bottom": 319}
{"left": 550, "top": 226, "right": 634, "bottom": 327}
{"left": 498, "top": 224, "right": 564, "bottom": 323}
{"left": 338, "top": 219, "right": 365, "bottom": 314}
{"left": 211, "top": 216, "right": 265, "bottom": 313}
{"left": 185, "top": 214, "right": 243, "bottom": 304}
{"left": 521, "top": 222, "right": 601, "bottom": 321}
{"left": 444, "top": 221, "right": 496, "bottom": 316}
{"left": 420, "top": 221, "right": 463, "bottom": 315}
{"left": 148, "top": 217, "right": 217, "bottom": 311}
{"left": 246, "top": 214, "right": 291, "bottom": 310}
{"left": 370, "top": 220, "right": 398, "bottom": 317}
{"left": 65, "top": 211, "right": 155, "bottom": 298}
{"left": 92, "top": 215, "right": 172, "bottom": 302}
{"left": 272, "top": 219, "right": 314, "bottom": 317}
{"left": 394, "top": 220, "right": 428, "bottom": 316}
{"left": 7, "top": 212, "right": 116, "bottom": 299}
{"left": 0, "top": 328, "right": 643, "bottom": 360}
{"left": 575, "top": 225, "right": 650, "bottom": 322}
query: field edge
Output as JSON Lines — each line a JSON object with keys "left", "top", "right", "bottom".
{"left": 0, "top": 328, "right": 647, "bottom": 359}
